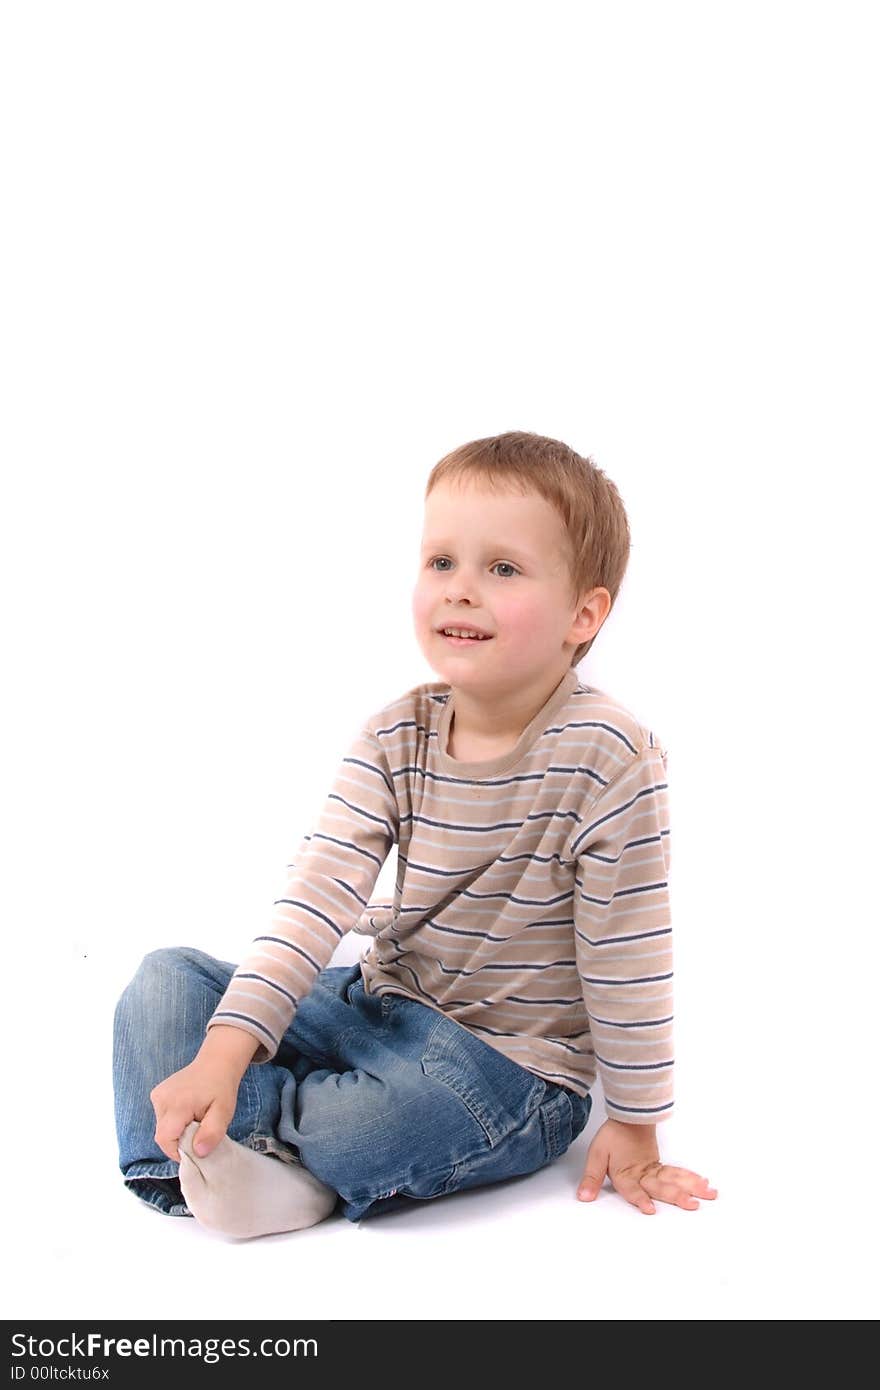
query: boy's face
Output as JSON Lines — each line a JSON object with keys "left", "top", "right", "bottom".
{"left": 412, "top": 479, "right": 605, "bottom": 695}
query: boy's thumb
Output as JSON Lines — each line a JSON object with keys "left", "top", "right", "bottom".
{"left": 578, "top": 1170, "right": 604, "bottom": 1201}
{"left": 193, "top": 1105, "right": 228, "bottom": 1157}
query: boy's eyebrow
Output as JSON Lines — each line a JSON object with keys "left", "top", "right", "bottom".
{"left": 420, "top": 538, "right": 539, "bottom": 562}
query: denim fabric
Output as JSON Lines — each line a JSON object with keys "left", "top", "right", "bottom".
{"left": 112, "top": 947, "right": 592, "bottom": 1223}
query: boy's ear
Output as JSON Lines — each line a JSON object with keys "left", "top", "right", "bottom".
{"left": 569, "top": 586, "right": 611, "bottom": 645}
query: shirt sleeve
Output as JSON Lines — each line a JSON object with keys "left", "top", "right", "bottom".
{"left": 206, "top": 725, "right": 400, "bottom": 1063}
{"left": 569, "top": 743, "right": 674, "bottom": 1124}
{"left": 352, "top": 899, "right": 397, "bottom": 935}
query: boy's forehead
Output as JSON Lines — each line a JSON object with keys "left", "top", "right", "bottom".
{"left": 421, "top": 483, "right": 559, "bottom": 552}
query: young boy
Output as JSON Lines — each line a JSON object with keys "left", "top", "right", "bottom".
{"left": 113, "top": 430, "right": 716, "bottom": 1237}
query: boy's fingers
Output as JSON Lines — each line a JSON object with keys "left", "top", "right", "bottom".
{"left": 154, "top": 1110, "right": 195, "bottom": 1162}
{"left": 676, "top": 1170, "right": 717, "bottom": 1194}
{"left": 189, "top": 1103, "right": 231, "bottom": 1158}
{"left": 667, "top": 1167, "right": 716, "bottom": 1190}
{"left": 642, "top": 1167, "right": 718, "bottom": 1200}
{"left": 154, "top": 1101, "right": 208, "bottom": 1161}
{"left": 154, "top": 1126, "right": 181, "bottom": 1163}
{"left": 613, "top": 1174, "right": 656, "bottom": 1215}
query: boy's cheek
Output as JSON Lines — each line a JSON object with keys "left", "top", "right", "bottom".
{"left": 411, "top": 586, "right": 435, "bottom": 631}
{"left": 493, "top": 603, "right": 544, "bottom": 645}
{"left": 412, "top": 574, "right": 458, "bottom": 625}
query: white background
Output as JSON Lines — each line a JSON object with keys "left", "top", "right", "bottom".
{"left": 2, "top": 0, "right": 877, "bottom": 1321}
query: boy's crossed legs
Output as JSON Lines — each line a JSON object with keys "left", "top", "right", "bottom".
{"left": 113, "top": 946, "right": 590, "bottom": 1239}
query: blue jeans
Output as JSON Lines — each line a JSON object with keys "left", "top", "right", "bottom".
{"left": 112, "top": 947, "right": 591, "bottom": 1223}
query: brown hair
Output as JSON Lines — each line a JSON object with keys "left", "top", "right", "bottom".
{"left": 425, "top": 430, "right": 631, "bottom": 666}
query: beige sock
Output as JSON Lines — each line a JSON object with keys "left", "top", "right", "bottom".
{"left": 177, "top": 1122, "right": 338, "bottom": 1239}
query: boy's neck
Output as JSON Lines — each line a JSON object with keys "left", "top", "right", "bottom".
{"left": 447, "top": 664, "right": 572, "bottom": 748}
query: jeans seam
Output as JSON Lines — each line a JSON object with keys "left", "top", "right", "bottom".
{"left": 420, "top": 1021, "right": 541, "bottom": 1148}
{"left": 540, "top": 1091, "right": 567, "bottom": 1161}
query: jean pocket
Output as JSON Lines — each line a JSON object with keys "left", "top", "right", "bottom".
{"left": 420, "top": 1020, "right": 545, "bottom": 1149}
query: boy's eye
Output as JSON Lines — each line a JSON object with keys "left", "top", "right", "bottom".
{"left": 428, "top": 558, "right": 520, "bottom": 578}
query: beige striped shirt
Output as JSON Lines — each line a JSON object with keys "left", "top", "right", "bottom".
{"left": 207, "top": 666, "right": 675, "bottom": 1123}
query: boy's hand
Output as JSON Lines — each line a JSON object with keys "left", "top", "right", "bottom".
{"left": 150, "top": 1026, "right": 258, "bottom": 1162}
{"left": 577, "top": 1118, "right": 718, "bottom": 1214}
{"left": 150, "top": 1058, "right": 241, "bottom": 1162}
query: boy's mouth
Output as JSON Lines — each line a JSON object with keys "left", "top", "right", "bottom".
{"left": 436, "top": 626, "right": 494, "bottom": 646}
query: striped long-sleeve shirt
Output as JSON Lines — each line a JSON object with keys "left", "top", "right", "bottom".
{"left": 206, "top": 665, "right": 675, "bottom": 1123}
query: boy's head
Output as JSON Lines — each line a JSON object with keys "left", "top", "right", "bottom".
{"left": 412, "top": 431, "right": 630, "bottom": 693}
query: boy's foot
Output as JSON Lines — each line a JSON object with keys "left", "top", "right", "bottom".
{"left": 177, "top": 1122, "right": 338, "bottom": 1239}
